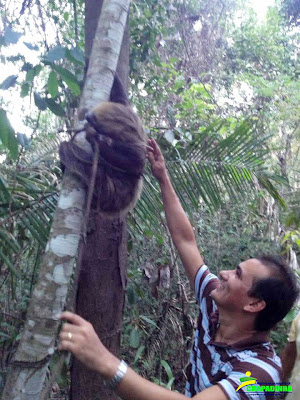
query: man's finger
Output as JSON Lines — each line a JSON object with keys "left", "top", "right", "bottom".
{"left": 151, "top": 139, "right": 162, "bottom": 156}
{"left": 59, "top": 339, "right": 76, "bottom": 352}
{"left": 59, "top": 311, "right": 86, "bottom": 326}
{"left": 59, "top": 331, "right": 78, "bottom": 341}
{"left": 147, "top": 151, "right": 155, "bottom": 162}
{"left": 60, "top": 322, "right": 80, "bottom": 333}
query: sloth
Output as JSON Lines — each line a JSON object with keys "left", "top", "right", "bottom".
{"left": 59, "top": 75, "right": 147, "bottom": 217}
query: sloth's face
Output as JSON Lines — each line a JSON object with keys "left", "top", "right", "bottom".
{"left": 85, "top": 111, "right": 99, "bottom": 132}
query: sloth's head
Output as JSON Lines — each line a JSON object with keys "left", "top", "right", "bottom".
{"left": 85, "top": 101, "right": 145, "bottom": 145}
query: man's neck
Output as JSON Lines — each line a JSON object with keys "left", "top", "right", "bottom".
{"left": 214, "top": 310, "right": 257, "bottom": 345}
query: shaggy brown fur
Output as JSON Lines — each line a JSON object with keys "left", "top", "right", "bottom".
{"left": 59, "top": 76, "right": 146, "bottom": 217}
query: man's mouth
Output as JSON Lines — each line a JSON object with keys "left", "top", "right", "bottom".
{"left": 217, "top": 280, "right": 225, "bottom": 291}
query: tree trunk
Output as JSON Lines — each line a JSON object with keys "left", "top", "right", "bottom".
{"left": 1, "top": 1, "right": 131, "bottom": 399}
{"left": 71, "top": 215, "right": 128, "bottom": 400}
{"left": 70, "top": 1, "right": 130, "bottom": 399}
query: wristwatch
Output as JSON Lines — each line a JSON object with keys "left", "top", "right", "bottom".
{"left": 105, "top": 360, "right": 128, "bottom": 390}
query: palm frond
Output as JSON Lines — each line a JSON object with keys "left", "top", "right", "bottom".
{"left": 132, "top": 119, "right": 286, "bottom": 234}
{"left": 0, "top": 138, "right": 60, "bottom": 275}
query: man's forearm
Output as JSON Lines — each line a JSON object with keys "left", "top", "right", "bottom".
{"left": 159, "top": 173, "right": 196, "bottom": 246}
{"left": 117, "top": 366, "right": 187, "bottom": 400}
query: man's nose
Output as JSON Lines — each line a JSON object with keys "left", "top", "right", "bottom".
{"left": 219, "top": 270, "right": 227, "bottom": 281}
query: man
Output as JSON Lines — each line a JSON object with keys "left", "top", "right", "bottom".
{"left": 59, "top": 139, "right": 299, "bottom": 400}
{"left": 281, "top": 312, "right": 300, "bottom": 399}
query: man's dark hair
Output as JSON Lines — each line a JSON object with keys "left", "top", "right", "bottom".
{"left": 248, "top": 255, "right": 299, "bottom": 332}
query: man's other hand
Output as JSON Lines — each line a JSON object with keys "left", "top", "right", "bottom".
{"left": 147, "top": 139, "right": 168, "bottom": 183}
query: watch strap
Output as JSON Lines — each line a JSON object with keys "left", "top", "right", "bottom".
{"left": 105, "top": 360, "right": 128, "bottom": 390}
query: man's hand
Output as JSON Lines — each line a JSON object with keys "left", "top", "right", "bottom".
{"left": 59, "top": 311, "right": 114, "bottom": 374}
{"left": 147, "top": 139, "right": 168, "bottom": 182}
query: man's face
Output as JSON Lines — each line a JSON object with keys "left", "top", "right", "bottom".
{"left": 211, "top": 258, "right": 271, "bottom": 312}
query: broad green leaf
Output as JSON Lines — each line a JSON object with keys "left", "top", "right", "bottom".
{"left": 25, "top": 65, "right": 42, "bottom": 83}
{"left": 20, "top": 83, "right": 30, "bottom": 98}
{"left": 4, "top": 27, "right": 22, "bottom": 44}
{"left": 25, "top": 69, "right": 35, "bottom": 83}
{"left": 45, "top": 98, "right": 65, "bottom": 116}
{"left": 44, "top": 46, "right": 66, "bottom": 62}
{"left": 34, "top": 93, "right": 47, "bottom": 110}
{"left": 0, "top": 75, "right": 18, "bottom": 90}
{"left": 127, "top": 287, "right": 136, "bottom": 305}
{"left": 17, "top": 133, "right": 30, "bottom": 149}
{"left": 21, "top": 62, "right": 34, "bottom": 72}
{"left": 0, "top": 109, "right": 18, "bottom": 160}
{"left": 133, "top": 345, "right": 145, "bottom": 365}
{"left": 23, "top": 42, "right": 39, "bottom": 51}
{"left": 164, "top": 130, "right": 175, "bottom": 143}
{"left": 47, "top": 71, "right": 59, "bottom": 98}
{"left": 67, "top": 47, "right": 85, "bottom": 65}
{"left": 140, "top": 315, "right": 157, "bottom": 327}
{"left": 129, "top": 328, "right": 140, "bottom": 349}
{"left": 53, "top": 65, "right": 81, "bottom": 95}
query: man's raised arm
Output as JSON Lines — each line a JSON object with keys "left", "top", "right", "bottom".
{"left": 147, "top": 139, "right": 204, "bottom": 288}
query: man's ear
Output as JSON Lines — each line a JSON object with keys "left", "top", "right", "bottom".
{"left": 243, "top": 298, "right": 266, "bottom": 313}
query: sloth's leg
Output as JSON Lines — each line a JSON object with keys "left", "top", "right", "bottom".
{"left": 98, "top": 141, "right": 145, "bottom": 176}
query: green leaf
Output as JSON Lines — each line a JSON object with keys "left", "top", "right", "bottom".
{"left": 21, "top": 62, "right": 34, "bottom": 72}
{"left": 133, "top": 345, "right": 145, "bottom": 365}
{"left": 129, "top": 328, "right": 140, "bottom": 349}
{"left": 45, "top": 98, "right": 65, "bottom": 116}
{"left": 139, "top": 315, "right": 157, "bottom": 327}
{"left": 127, "top": 287, "right": 136, "bottom": 305}
{"left": 26, "top": 69, "right": 35, "bottom": 83}
{"left": 284, "top": 307, "right": 299, "bottom": 323}
{"left": 0, "top": 109, "right": 18, "bottom": 159}
{"left": 0, "top": 75, "right": 18, "bottom": 90}
{"left": 47, "top": 71, "right": 59, "bottom": 98}
{"left": 20, "top": 83, "right": 30, "bottom": 98}
{"left": 66, "top": 47, "right": 85, "bottom": 65}
{"left": 161, "top": 360, "right": 174, "bottom": 382}
{"left": 34, "top": 92, "right": 47, "bottom": 110}
{"left": 4, "top": 27, "right": 22, "bottom": 44}
{"left": 0, "top": 175, "right": 10, "bottom": 201}
{"left": 23, "top": 42, "right": 39, "bottom": 51}
{"left": 164, "top": 130, "right": 175, "bottom": 143}
{"left": 44, "top": 46, "right": 66, "bottom": 62}
{"left": 0, "top": 229, "right": 21, "bottom": 254}
{"left": 166, "top": 377, "right": 175, "bottom": 390}
{"left": 53, "top": 65, "right": 81, "bottom": 95}
{"left": 0, "top": 248, "right": 21, "bottom": 277}
{"left": 25, "top": 65, "right": 42, "bottom": 84}
{"left": 17, "top": 133, "right": 30, "bottom": 149}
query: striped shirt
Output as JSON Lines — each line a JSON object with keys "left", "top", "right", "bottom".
{"left": 185, "top": 265, "right": 283, "bottom": 400}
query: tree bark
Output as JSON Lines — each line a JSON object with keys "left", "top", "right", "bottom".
{"left": 70, "top": 2, "right": 130, "bottom": 399}
{"left": 1, "top": 1, "right": 131, "bottom": 399}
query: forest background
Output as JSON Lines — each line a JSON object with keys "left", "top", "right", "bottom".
{"left": 0, "top": 0, "right": 299, "bottom": 397}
